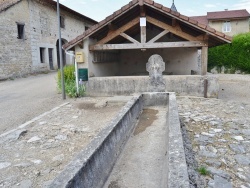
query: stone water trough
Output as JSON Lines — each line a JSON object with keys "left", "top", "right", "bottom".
{"left": 49, "top": 92, "right": 189, "bottom": 188}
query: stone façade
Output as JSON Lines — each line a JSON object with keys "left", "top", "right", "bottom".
{"left": 0, "top": 0, "right": 96, "bottom": 79}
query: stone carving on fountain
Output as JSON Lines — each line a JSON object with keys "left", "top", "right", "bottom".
{"left": 146, "top": 54, "right": 166, "bottom": 92}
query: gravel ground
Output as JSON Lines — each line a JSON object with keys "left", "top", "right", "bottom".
{"left": 0, "top": 72, "right": 249, "bottom": 187}
{"left": 177, "top": 74, "right": 250, "bottom": 188}
{"left": 0, "top": 72, "right": 64, "bottom": 134}
{"left": 0, "top": 97, "right": 128, "bottom": 188}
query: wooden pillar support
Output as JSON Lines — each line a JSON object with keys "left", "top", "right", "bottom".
{"left": 201, "top": 46, "right": 208, "bottom": 75}
{"left": 141, "top": 26, "right": 146, "bottom": 43}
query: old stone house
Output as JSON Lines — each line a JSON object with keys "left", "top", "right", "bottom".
{"left": 192, "top": 9, "right": 250, "bottom": 36}
{"left": 0, "top": 0, "right": 97, "bottom": 79}
{"left": 62, "top": 0, "right": 232, "bottom": 97}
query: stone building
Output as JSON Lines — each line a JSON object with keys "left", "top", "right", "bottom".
{"left": 192, "top": 9, "right": 250, "bottom": 37}
{"left": 0, "top": 0, "right": 97, "bottom": 79}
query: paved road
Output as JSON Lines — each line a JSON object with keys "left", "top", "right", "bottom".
{"left": 0, "top": 72, "right": 66, "bottom": 134}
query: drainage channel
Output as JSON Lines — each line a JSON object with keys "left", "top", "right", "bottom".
{"left": 104, "top": 106, "right": 168, "bottom": 188}
{"left": 49, "top": 93, "right": 189, "bottom": 188}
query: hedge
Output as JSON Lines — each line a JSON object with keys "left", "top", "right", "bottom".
{"left": 208, "top": 32, "right": 250, "bottom": 73}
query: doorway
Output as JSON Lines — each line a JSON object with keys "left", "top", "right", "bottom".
{"left": 48, "top": 48, "right": 54, "bottom": 70}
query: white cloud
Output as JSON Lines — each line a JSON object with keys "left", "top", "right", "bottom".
{"left": 205, "top": 4, "right": 216, "bottom": 8}
{"left": 233, "top": 0, "right": 250, "bottom": 11}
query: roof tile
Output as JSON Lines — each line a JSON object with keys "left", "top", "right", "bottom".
{"left": 144, "top": 0, "right": 153, "bottom": 5}
{"left": 162, "top": 6, "right": 171, "bottom": 13}
{"left": 132, "top": 0, "right": 139, "bottom": 4}
{"left": 197, "top": 22, "right": 206, "bottom": 29}
{"left": 179, "top": 14, "right": 189, "bottom": 21}
{"left": 105, "top": 14, "right": 113, "bottom": 22}
{"left": 189, "top": 18, "right": 198, "bottom": 25}
{"left": 114, "top": 9, "right": 122, "bottom": 16}
{"left": 99, "top": 19, "right": 106, "bottom": 26}
{"left": 121, "top": 4, "right": 130, "bottom": 11}
{"left": 171, "top": 10, "right": 180, "bottom": 17}
{"left": 206, "top": 26, "right": 216, "bottom": 33}
{"left": 215, "top": 31, "right": 225, "bottom": 38}
{"left": 153, "top": 2, "right": 163, "bottom": 9}
{"left": 207, "top": 9, "right": 250, "bottom": 20}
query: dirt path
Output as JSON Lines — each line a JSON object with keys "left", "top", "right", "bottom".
{"left": 0, "top": 72, "right": 63, "bottom": 134}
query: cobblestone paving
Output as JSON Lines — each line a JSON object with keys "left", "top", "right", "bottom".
{"left": 177, "top": 96, "right": 250, "bottom": 188}
{"left": 0, "top": 97, "right": 126, "bottom": 188}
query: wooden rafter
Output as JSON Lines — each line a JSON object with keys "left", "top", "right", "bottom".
{"left": 147, "top": 30, "right": 169, "bottom": 43}
{"left": 96, "top": 17, "right": 140, "bottom": 45}
{"left": 120, "top": 33, "right": 139, "bottom": 44}
{"left": 90, "top": 41, "right": 207, "bottom": 51}
{"left": 147, "top": 16, "right": 203, "bottom": 42}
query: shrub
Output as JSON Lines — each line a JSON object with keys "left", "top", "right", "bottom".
{"left": 57, "top": 65, "right": 85, "bottom": 98}
{"left": 208, "top": 32, "right": 250, "bottom": 73}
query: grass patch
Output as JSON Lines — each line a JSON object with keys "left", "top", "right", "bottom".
{"left": 197, "top": 166, "right": 210, "bottom": 176}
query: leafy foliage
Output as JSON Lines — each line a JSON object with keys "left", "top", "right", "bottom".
{"left": 208, "top": 32, "right": 250, "bottom": 73}
{"left": 57, "top": 65, "right": 85, "bottom": 98}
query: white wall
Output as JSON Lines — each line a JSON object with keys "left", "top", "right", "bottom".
{"left": 119, "top": 48, "right": 199, "bottom": 76}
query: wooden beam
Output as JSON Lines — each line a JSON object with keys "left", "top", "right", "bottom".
{"left": 108, "top": 23, "right": 118, "bottom": 31}
{"left": 201, "top": 46, "right": 208, "bottom": 75}
{"left": 147, "top": 30, "right": 169, "bottom": 43}
{"left": 140, "top": 5, "right": 146, "bottom": 17}
{"left": 90, "top": 41, "right": 207, "bottom": 51}
{"left": 172, "top": 18, "right": 176, "bottom": 27}
{"left": 141, "top": 26, "right": 146, "bottom": 43}
{"left": 96, "top": 17, "right": 139, "bottom": 44}
{"left": 147, "top": 16, "right": 201, "bottom": 41}
{"left": 77, "top": 42, "right": 83, "bottom": 49}
{"left": 120, "top": 33, "right": 140, "bottom": 44}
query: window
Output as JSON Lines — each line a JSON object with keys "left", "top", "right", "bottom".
{"left": 223, "top": 21, "right": 231, "bottom": 33}
{"left": 17, "top": 23, "right": 25, "bottom": 39}
{"left": 60, "top": 16, "right": 65, "bottom": 28}
{"left": 40, "top": 48, "right": 46, "bottom": 63}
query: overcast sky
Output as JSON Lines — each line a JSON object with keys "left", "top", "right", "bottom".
{"left": 57, "top": 0, "right": 250, "bottom": 21}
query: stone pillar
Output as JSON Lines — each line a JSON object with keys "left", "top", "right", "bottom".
{"left": 201, "top": 46, "right": 208, "bottom": 75}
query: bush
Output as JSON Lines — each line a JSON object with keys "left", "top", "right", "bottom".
{"left": 208, "top": 32, "right": 250, "bottom": 73}
{"left": 57, "top": 65, "right": 85, "bottom": 98}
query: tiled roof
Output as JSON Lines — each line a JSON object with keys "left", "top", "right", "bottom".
{"left": 207, "top": 9, "right": 250, "bottom": 20}
{"left": 191, "top": 16, "right": 208, "bottom": 25}
{"left": 63, "top": 0, "right": 232, "bottom": 50}
{"left": 0, "top": 0, "right": 21, "bottom": 12}
{"left": 0, "top": 0, "right": 97, "bottom": 24}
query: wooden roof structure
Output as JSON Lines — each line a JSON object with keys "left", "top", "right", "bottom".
{"left": 63, "top": 0, "right": 232, "bottom": 51}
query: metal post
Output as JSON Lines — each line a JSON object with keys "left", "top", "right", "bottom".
{"left": 57, "top": 0, "right": 66, "bottom": 99}
{"left": 75, "top": 59, "right": 79, "bottom": 95}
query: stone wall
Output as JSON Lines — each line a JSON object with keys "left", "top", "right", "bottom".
{"left": 0, "top": 0, "right": 95, "bottom": 79}
{"left": 85, "top": 75, "right": 219, "bottom": 98}
{"left": 0, "top": 0, "right": 32, "bottom": 79}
